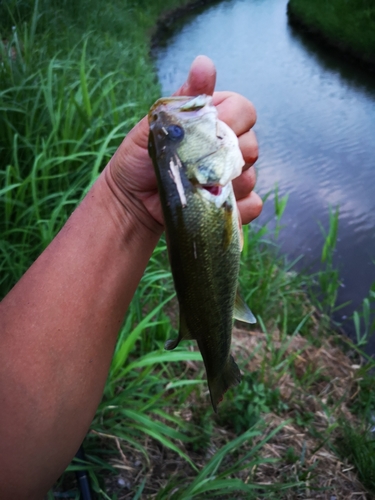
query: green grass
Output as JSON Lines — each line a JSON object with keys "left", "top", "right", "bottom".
{"left": 336, "top": 422, "right": 375, "bottom": 493}
{"left": 0, "top": 0, "right": 191, "bottom": 295}
{"left": 288, "top": 0, "right": 375, "bottom": 65}
{"left": 1, "top": 0, "right": 375, "bottom": 498}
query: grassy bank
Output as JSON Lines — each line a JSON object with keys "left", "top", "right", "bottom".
{"left": 288, "top": 0, "right": 375, "bottom": 69}
{"left": 1, "top": 0, "right": 375, "bottom": 498}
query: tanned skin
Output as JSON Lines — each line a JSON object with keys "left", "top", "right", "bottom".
{"left": 0, "top": 56, "right": 262, "bottom": 499}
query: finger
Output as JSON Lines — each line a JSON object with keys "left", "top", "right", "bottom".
{"left": 238, "top": 129, "right": 258, "bottom": 169}
{"left": 237, "top": 191, "right": 263, "bottom": 225}
{"left": 213, "top": 92, "right": 257, "bottom": 136}
{"left": 174, "top": 55, "right": 216, "bottom": 97}
{"left": 233, "top": 167, "right": 257, "bottom": 201}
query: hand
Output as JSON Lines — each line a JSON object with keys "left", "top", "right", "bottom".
{"left": 105, "top": 55, "right": 262, "bottom": 233}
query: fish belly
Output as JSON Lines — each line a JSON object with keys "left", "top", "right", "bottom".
{"left": 165, "top": 189, "right": 242, "bottom": 411}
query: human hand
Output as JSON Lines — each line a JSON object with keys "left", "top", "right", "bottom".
{"left": 105, "top": 55, "right": 262, "bottom": 234}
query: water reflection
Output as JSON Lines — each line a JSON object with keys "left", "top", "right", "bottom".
{"left": 154, "top": 0, "right": 375, "bottom": 343}
{"left": 287, "top": 16, "right": 375, "bottom": 97}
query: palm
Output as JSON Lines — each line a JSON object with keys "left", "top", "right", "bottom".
{"left": 106, "top": 56, "right": 261, "bottom": 230}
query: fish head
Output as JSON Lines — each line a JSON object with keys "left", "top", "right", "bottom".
{"left": 148, "top": 95, "right": 244, "bottom": 207}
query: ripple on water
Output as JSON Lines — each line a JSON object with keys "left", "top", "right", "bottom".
{"left": 155, "top": 0, "right": 375, "bottom": 344}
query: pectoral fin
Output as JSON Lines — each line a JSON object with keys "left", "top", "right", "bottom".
{"left": 164, "top": 310, "right": 193, "bottom": 350}
{"left": 233, "top": 290, "right": 256, "bottom": 324}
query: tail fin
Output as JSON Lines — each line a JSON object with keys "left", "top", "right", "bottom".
{"left": 208, "top": 355, "right": 241, "bottom": 413}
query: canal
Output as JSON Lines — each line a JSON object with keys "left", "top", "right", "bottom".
{"left": 153, "top": 0, "right": 375, "bottom": 349}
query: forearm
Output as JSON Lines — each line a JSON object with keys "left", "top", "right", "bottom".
{"left": 0, "top": 54, "right": 262, "bottom": 498}
{"left": 0, "top": 169, "right": 161, "bottom": 499}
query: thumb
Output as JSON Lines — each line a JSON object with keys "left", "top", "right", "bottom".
{"left": 125, "top": 56, "right": 216, "bottom": 152}
{"left": 174, "top": 55, "right": 216, "bottom": 97}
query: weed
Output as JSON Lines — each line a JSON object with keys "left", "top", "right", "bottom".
{"left": 288, "top": 0, "right": 375, "bottom": 64}
{"left": 285, "top": 446, "right": 299, "bottom": 464}
{"left": 350, "top": 364, "right": 375, "bottom": 421}
{"left": 218, "top": 371, "right": 288, "bottom": 434}
{"left": 353, "top": 282, "right": 375, "bottom": 347}
{"left": 336, "top": 422, "right": 375, "bottom": 495}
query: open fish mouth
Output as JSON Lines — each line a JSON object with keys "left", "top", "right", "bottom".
{"left": 197, "top": 182, "right": 231, "bottom": 208}
{"left": 201, "top": 184, "right": 223, "bottom": 196}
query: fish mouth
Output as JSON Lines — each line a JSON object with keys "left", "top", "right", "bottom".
{"left": 201, "top": 184, "right": 223, "bottom": 196}
{"left": 197, "top": 182, "right": 232, "bottom": 208}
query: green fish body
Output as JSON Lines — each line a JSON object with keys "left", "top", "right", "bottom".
{"left": 148, "top": 95, "right": 255, "bottom": 411}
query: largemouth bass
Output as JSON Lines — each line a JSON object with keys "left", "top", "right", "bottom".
{"left": 148, "top": 95, "right": 256, "bottom": 411}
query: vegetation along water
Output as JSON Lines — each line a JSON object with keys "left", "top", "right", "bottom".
{"left": 1, "top": 0, "right": 375, "bottom": 498}
{"left": 288, "top": 0, "right": 375, "bottom": 69}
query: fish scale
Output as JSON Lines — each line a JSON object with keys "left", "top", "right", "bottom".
{"left": 148, "top": 95, "right": 256, "bottom": 411}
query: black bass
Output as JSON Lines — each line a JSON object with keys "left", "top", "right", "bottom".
{"left": 148, "top": 95, "right": 256, "bottom": 411}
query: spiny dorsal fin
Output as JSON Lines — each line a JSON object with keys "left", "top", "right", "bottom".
{"left": 233, "top": 290, "right": 256, "bottom": 324}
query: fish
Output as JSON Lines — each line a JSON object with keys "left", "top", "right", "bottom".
{"left": 148, "top": 94, "right": 256, "bottom": 412}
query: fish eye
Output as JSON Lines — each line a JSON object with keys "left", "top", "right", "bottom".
{"left": 152, "top": 113, "right": 158, "bottom": 121}
{"left": 166, "top": 124, "right": 184, "bottom": 141}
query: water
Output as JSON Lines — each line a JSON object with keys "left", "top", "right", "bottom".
{"left": 153, "top": 0, "right": 375, "bottom": 349}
